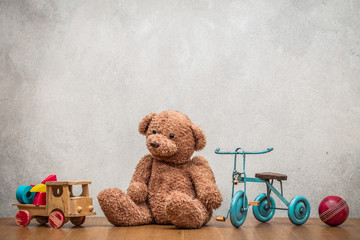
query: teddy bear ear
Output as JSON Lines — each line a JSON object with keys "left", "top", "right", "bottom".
{"left": 190, "top": 123, "right": 207, "bottom": 151}
{"left": 138, "top": 113, "right": 156, "bottom": 135}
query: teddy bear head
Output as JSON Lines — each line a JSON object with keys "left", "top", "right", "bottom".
{"left": 138, "top": 110, "right": 206, "bottom": 164}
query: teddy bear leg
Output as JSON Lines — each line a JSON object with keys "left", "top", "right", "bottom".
{"left": 97, "top": 188, "right": 152, "bottom": 226}
{"left": 165, "top": 191, "right": 210, "bottom": 228}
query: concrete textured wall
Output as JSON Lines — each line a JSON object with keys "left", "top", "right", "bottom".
{"left": 1, "top": 0, "right": 359, "bottom": 219}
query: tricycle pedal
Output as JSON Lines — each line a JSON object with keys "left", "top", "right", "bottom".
{"left": 249, "top": 201, "right": 260, "bottom": 206}
{"left": 215, "top": 216, "right": 226, "bottom": 222}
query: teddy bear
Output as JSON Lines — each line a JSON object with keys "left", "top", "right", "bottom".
{"left": 97, "top": 110, "right": 222, "bottom": 228}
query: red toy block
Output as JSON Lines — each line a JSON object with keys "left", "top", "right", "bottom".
{"left": 41, "top": 175, "right": 57, "bottom": 184}
{"left": 33, "top": 193, "right": 40, "bottom": 205}
{"left": 32, "top": 192, "right": 46, "bottom": 205}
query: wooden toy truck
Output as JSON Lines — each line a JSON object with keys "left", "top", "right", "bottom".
{"left": 13, "top": 181, "right": 96, "bottom": 228}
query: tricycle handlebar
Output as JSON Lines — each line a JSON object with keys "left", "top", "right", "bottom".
{"left": 215, "top": 147, "right": 273, "bottom": 155}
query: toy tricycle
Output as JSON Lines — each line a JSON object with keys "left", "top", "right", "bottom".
{"left": 214, "top": 147, "right": 310, "bottom": 228}
{"left": 13, "top": 181, "right": 96, "bottom": 228}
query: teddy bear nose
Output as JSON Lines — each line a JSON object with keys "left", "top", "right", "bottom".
{"left": 150, "top": 142, "right": 160, "bottom": 148}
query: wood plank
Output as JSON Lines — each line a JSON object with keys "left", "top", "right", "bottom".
{"left": 12, "top": 203, "right": 46, "bottom": 208}
{"left": 46, "top": 181, "right": 92, "bottom": 186}
{"left": 12, "top": 204, "right": 47, "bottom": 217}
{"left": 255, "top": 172, "right": 287, "bottom": 181}
{"left": 0, "top": 217, "right": 359, "bottom": 240}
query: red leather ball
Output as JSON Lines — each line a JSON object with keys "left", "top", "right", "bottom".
{"left": 318, "top": 196, "right": 349, "bottom": 226}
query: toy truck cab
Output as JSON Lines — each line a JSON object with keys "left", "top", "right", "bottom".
{"left": 46, "top": 181, "right": 95, "bottom": 218}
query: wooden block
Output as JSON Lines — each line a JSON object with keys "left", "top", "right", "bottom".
{"left": 32, "top": 192, "right": 46, "bottom": 205}
{"left": 16, "top": 186, "right": 36, "bottom": 204}
{"left": 215, "top": 216, "right": 226, "bottom": 222}
{"left": 41, "top": 175, "right": 57, "bottom": 184}
{"left": 249, "top": 201, "right": 260, "bottom": 206}
{"left": 32, "top": 193, "right": 39, "bottom": 205}
{"left": 30, "top": 184, "right": 46, "bottom": 192}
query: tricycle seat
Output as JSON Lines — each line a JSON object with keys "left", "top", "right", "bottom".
{"left": 255, "top": 172, "right": 287, "bottom": 181}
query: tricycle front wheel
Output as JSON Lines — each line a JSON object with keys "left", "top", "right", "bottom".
{"left": 230, "top": 190, "right": 248, "bottom": 228}
{"left": 288, "top": 196, "right": 310, "bottom": 225}
{"left": 252, "top": 193, "right": 276, "bottom": 223}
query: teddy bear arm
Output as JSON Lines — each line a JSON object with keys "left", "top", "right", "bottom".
{"left": 190, "top": 156, "right": 223, "bottom": 209}
{"left": 127, "top": 154, "right": 153, "bottom": 204}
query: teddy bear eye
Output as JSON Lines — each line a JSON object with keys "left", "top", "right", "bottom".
{"left": 169, "top": 133, "right": 174, "bottom": 139}
{"left": 152, "top": 130, "right": 157, "bottom": 134}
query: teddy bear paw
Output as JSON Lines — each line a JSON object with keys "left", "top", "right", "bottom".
{"left": 127, "top": 181, "right": 148, "bottom": 204}
{"left": 198, "top": 187, "right": 223, "bottom": 209}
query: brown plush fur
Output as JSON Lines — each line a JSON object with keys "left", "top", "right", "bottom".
{"left": 98, "top": 110, "right": 222, "bottom": 228}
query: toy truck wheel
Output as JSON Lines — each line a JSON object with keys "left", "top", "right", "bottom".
{"left": 35, "top": 216, "right": 48, "bottom": 224}
{"left": 15, "top": 210, "right": 32, "bottom": 227}
{"left": 229, "top": 190, "right": 248, "bottom": 228}
{"left": 288, "top": 196, "right": 310, "bottom": 225}
{"left": 252, "top": 193, "right": 276, "bottom": 223}
{"left": 49, "top": 210, "right": 66, "bottom": 229}
{"left": 70, "top": 216, "right": 86, "bottom": 226}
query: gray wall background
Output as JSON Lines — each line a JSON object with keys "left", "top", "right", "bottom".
{"left": 1, "top": 0, "right": 359, "bottom": 219}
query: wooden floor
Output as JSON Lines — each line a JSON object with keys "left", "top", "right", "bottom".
{"left": 0, "top": 217, "right": 359, "bottom": 240}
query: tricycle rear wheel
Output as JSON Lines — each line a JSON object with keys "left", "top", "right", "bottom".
{"left": 252, "top": 193, "right": 276, "bottom": 223}
{"left": 288, "top": 196, "right": 310, "bottom": 225}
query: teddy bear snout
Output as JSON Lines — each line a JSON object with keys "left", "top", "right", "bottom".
{"left": 146, "top": 135, "right": 177, "bottom": 158}
{"left": 150, "top": 142, "right": 160, "bottom": 148}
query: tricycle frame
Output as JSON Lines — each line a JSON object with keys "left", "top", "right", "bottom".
{"left": 215, "top": 147, "right": 310, "bottom": 227}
